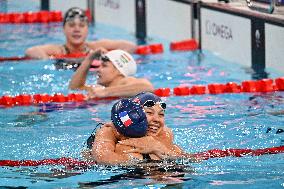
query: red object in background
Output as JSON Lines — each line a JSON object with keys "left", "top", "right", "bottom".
{"left": 37, "top": 11, "right": 50, "bottom": 23}
{"left": 225, "top": 82, "right": 241, "bottom": 93}
{"left": 275, "top": 77, "right": 284, "bottom": 91}
{"left": 49, "top": 10, "right": 62, "bottom": 22}
{"left": 9, "top": 13, "right": 25, "bottom": 23}
{"left": 0, "top": 96, "right": 15, "bottom": 106}
{"left": 67, "top": 93, "right": 85, "bottom": 102}
{"left": 53, "top": 52, "right": 87, "bottom": 59}
{"left": 52, "top": 93, "right": 67, "bottom": 103}
{"left": 0, "top": 13, "right": 9, "bottom": 23}
{"left": 33, "top": 94, "right": 52, "bottom": 103}
{"left": 170, "top": 39, "right": 199, "bottom": 51}
{"left": 208, "top": 83, "right": 226, "bottom": 94}
{"left": 256, "top": 79, "right": 274, "bottom": 92}
{"left": 14, "top": 94, "right": 32, "bottom": 105}
{"left": 173, "top": 87, "right": 190, "bottom": 96}
{"left": 0, "top": 146, "right": 283, "bottom": 167}
{"left": 190, "top": 85, "right": 206, "bottom": 95}
{"left": 242, "top": 80, "right": 257, "bottom": 92}
{"left": 154, "top": 88, "right": 171, "bottom": 97}
{"left": 85, "top": 9, "right": 92, "bottom": 22}
{"left": 23, "top": 12, "right": 39, "bottom": 23}
{"left": 135, "top": 45, "right": 152, "bottom": 55}
{"left": 149, "top": 44, "right": 164, "bottom": 54}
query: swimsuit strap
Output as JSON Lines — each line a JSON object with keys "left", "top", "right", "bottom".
{"left": 63, "top": 44, "right": 90, "bottom": 55}
{"left": 86, "top": 123, "right": 105, "bottom": 149}
{"left": 63, "top": 44, "right": 71, "bottom": 54}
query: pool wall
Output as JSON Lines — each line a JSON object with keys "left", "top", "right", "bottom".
{"left": 47, "top": 0, "right": 284, "bottom": 75}
{"left": 3, "top": 0, "right": 283, "bottom": 75}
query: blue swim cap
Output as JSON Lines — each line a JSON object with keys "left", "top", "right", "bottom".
{"left": 131, "top": 92, "right": 166, "bottom": 110}
{"left": 111, "top": 98, "right": 147, "bottom": 138}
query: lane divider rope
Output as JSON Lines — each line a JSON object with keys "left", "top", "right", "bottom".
{"left": 0, "top": 146, "right": 283, "bottom": 167}
{"left": 0, "top": 39, "right": 199, "bottom": 63}
{"left": 1, "top": 77, "right": 284, "bottom": 108}
{"left": 0, "top": 9, "right": 91, "bottom": 24}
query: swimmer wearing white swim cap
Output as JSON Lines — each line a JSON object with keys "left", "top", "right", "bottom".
{"left": 69, "top": 49, "right": 154, "bottom": 99}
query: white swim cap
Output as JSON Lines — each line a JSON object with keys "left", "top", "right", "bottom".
{"left": 104, "top": 50, "right": 137, "bottom": 76}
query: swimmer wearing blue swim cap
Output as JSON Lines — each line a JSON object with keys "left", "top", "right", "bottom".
{"left": 86, "top": 92, "right": 196, "bottom": 165}
{"left": 131, "top": 92, "right": 166, "bottom": 111}
{"left": 111, "top": 98, "right": 148, "bottom": 138}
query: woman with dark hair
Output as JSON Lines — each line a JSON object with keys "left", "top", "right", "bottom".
{"left": 25, "top": 7, "right": 137, "bottom": 59}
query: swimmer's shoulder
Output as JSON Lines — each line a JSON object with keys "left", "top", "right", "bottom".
{"left": 41, "top": 44, "right": 65, "bottom": 56}
{"left": 95, "top": 122, "right": 117, "bottom": 142}
{"left": 119, "top": 76, "right": 151, "bottom": 85}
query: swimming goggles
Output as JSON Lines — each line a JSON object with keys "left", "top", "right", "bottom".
{"left": 64, "top": 8, "right": 88, "bottom": 24}
{"left": 143, "top": 100, "right": 167, "bottom": 110}
{"left": 100, "top": 55, "right": 111, "bottom": 63}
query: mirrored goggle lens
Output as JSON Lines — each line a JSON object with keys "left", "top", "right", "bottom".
{"left": 101, "top": 55, "right": 110, "bottom": 63}
{"left": 143, "top": 100, "right": 166, "bottom": 110}
{"left": 65, "top": 15, "right": 88, "bottom": 23}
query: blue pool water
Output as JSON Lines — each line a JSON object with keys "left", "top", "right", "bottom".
{"left": 1, "top": 4, "right": 284, "bottom": 189}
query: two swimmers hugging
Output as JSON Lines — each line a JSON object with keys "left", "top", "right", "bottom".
{"left": 85, "top": 92, "right": 196, "bottom": 165}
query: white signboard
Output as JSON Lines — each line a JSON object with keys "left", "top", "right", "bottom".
{"left": 201, "top": 8, "right": 251, "bottom": 67}
{"left": 147, "top": 0, "right": 192, "bottom": 41}
{"left": 265, "top": 23, "right": 284, "bottom": 73}
{"left": 95, "top": 0, "right": 135, "bottom": 33}
{"left": 50, "top": 0, "right": 87, "bottom": 12}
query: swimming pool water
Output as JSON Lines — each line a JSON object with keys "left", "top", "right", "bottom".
{"left": 0, "top": 9, "right": 284, "bottom": 189}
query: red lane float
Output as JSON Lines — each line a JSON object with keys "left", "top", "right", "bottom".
{"left": 193, "top": 146, "right": 284, "bottom": 160}
{"left": 170, "top": 39, "right": 199, "bottom": 51}
{"left": 174, "top": 87, "right": 190, "bottom": 96}
{"left": 135, "top": 43, "right": 164, "bottom": 55}
{"left": 0, "top": 146, "right": 283, "bottom": 167}
{"left": 275, "top": 77, "right": 284, "bottom": 90}
{"left": 190, "top": 85, "right": 206, "bottom": 95}
{"left": 0, "top": 10, "right": 63, "bottom": 24}
{"left": 154, "top": 88, "right": 171, "bottom": 97}
{"left": 0, "top": 93, "right": 86, "bottom": 107}
{"left": 0, "top": 157, "right": 92, "bottom": 167}
{"left": 0, "top": 56, "right": 32, "bottom": 62}
{"left": 225, "top": 82, "right": 241, "bottom": 93}
{"left": 0, "top": 53, "right": 88, "bottom": 63}
{"left": 0, "top": 93, "right": 120, "bottom": 108}
{"left": 1, "top": 77, "right": 284, "bottom": 108}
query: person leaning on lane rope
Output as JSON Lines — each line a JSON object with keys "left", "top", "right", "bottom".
{"left": 25, "top": 7, "right": 137, "bottom": 59}
{"left": 69, "top": 49, "right": 154, "bottom": 99}
{"left": 86, "top": 92, "right": 197, "bottom": 165}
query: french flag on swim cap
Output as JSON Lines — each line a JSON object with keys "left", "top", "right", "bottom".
{"left": 119, "top": 111, "right": 133, "bottom": 127}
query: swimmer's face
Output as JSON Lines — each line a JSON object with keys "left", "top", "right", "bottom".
{"left": 96, "top": 59, "right": 122, "bottom": 86}
{"left": 144, "top": 104, "right": 165, "bottom": 136}
{"left": 63, "top": 17, "right": 88, "bottom": 46}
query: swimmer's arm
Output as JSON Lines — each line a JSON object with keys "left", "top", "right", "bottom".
{"left": 25, "top": 44, "right": 60, "bottom": 59}
{"left": 69, "top": 50, "right": 101, "bottom": 90}
{"left": 120, "top": 135, "right": 199, "bottom": 162}
{"left": 92, "top": 125, "right": 134, "bottom": 165}
{"left": 101, "top": 78, "right": 154, "bottom": 98}
{"left": 89, "top": 39, "right": 137, "bottom": 53}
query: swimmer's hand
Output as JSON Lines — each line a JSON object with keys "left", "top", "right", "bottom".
{"left": 87, "top": 48, "right": 108, "bottom": 62}
{"left": 85, "top": 85, "right": 106, "bottom": 100}
{"left": 118, "top": 136, "right": 172, "bottom": 159}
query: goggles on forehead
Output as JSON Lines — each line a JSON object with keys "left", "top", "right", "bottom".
{"left": 143, "top": 100, "right": 167, "bottom": 110}
{"left": 100, "top": 55, "right": 111, "bottom": 63}
{"left": 64, "top": 9, "right": 88, "bottom": 24}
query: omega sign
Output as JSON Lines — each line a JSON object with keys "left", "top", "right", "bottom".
{"left": 205, "top": 20, "right": 233, "bottom": 40}
{"left": 97, "top": 0, "right": 120, "bottom": 9}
